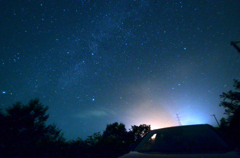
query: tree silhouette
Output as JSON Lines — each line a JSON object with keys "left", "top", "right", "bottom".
{"left": 0, "top": 99, "right": 153, "bottom": 158}
{"left": 220, "top": 79, "right": 240, "bottom": 120}
{"left": 100, "top": 122, "right": 129, "bottom": 157}
{"left": 67, "top": 138, "right": 88, "bottom": 157}
{"left": 219, "top": 79, "right": 240, "bottom": 148}
{"left": 98, "top": 122, "right": 151, "bottom": 157}
{"left": 103, "top": 122, "right": 127, "bottom": 139}
{"left": 0, "top": 98, "right": 65, "bottom": 158}
{"left": 129, "top": 124, "right": 151, "bottom": 142}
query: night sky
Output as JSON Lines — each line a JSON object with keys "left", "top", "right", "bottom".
{"left": 1, "top": 0, "right": 240, "bottom": 140}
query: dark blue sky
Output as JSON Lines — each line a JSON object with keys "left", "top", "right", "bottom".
{"left": 1, "top": 0, "right": 240, "bottom": 140}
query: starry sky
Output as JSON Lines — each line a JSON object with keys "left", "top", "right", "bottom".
{"left": 1, "top": 0, "right": 240, "bottom": 140}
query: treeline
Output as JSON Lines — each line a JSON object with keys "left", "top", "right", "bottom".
{"left": 1, "top": 80, "right": 240, "bottom": 157}
{"left": 218, "top": 79, "right": 240, "bottom": 149}
{"left": 0, "top": 99, "right": 150, "bottom": 158}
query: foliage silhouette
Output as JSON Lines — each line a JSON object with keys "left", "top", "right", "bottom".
{"left": 101, "top": 122, "right": 129, "bottom": 157}
{"left": 220, "top": 79, "right": 240, "bottom": 118}
{"left": 66, "top": 138, "right": 88, "bottom": 157}
{"left": 0, "top": 99, "right": 65, "bottom": 158}
{"left": 129, "top": 124, "right": 151, "bottom": 142}
{"left": 2, "top": 82, "right": 240, "bottom": 158}
{"left": 219, "top": 79, "right": 240, "bottom": 148}
{"left": 0, "top": 99, "right": 151, "bottom": 158}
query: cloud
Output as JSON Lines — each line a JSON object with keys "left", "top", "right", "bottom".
{"left": 74, "top": 108, "right": 116, "bottom": 118}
